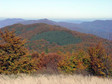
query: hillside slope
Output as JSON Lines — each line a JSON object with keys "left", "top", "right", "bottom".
{"left": 20, "top": 19, "right": 112, "bottom": 40}
{"left": 2, "top": 23, "right": 112, "bottom": 53}
{"left": 1, "top": 18, "right": 112, "bottom": 40}
{"left": 76, "top": 20, "right": 112, "bottom": 40}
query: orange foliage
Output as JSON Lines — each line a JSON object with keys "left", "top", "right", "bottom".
{"left": 31, "top": 52, "right": 63, "bottom": 73}
{"left": 0, "top": 29, "right": 36, "bottom": 74}
{"left": 58, "top": 50, "right": 89, "bottom": 74}
{"left": 88, "top": 42, "right": 109, "bottom": 76}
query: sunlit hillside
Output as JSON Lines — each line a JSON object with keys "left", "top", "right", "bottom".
{"left": 1, "top": 23, "right": 112, "bottom": 53}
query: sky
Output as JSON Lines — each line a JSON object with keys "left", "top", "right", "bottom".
{"left": 0, "top": 0, "right": 112, "bottom": 20}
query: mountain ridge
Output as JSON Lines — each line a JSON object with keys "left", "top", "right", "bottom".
{"left": 1, "top": 23, "right": 112, "bottom": 53}
{"left": 0, "top": 18, "right": 112, "bottom": 40}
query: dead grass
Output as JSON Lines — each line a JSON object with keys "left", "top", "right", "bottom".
{"left": 0, "top": 74, "right": 112, "bottom": 84}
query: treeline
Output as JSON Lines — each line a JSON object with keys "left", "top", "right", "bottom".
{"left": 0, "top": 30, "right": 112, "bottom": 77}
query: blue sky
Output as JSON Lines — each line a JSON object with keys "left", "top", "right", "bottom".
{"left": 0, "top": 0, "right": 112, "bottom": 19}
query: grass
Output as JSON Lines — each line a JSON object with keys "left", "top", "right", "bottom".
{"left": 0, "top": 74, "right": 112, "bottom": 84}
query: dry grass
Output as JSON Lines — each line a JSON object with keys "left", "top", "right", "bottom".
{"left": 0, "top": 74, "right": 112, "bottom": 84}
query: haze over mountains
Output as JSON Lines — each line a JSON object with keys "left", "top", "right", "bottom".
{"left": 0, "top": 18, "right": 24, "bottom": 28}
{"left": 0, "top": 18, "right": 112, "bottom": 40}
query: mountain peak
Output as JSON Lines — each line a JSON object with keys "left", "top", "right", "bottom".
{"left": 38, "top": 18, "right": 52, "bottom": 21}
{"left": 42, "top": 18, "right": 49, "bottom": 20}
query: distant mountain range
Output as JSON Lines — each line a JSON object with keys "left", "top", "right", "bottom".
{"left": 76, "top": 20, "right": 112, "bottom": 40}
{"left": 0, "top": 18, "right": 112, "bottom": 40}
{"left": 0, "top": 18, "right": 24, "bottom": 28}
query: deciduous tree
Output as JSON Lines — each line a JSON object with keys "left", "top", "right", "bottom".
{"left": 0, "top": 29, "right": 36, "bottom": 74}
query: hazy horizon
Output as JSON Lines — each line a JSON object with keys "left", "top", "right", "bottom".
{"left": 0, "top": 0, "right": 112, "bottom": 19}
{"left": 0, "top": 17, "right": 112, "bottom": 22}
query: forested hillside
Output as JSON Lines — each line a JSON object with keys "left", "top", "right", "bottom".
{"left": 1, "top": 23, "right": 112, "bottom": 53}
{"left": 0, "top": 19, "right": 111, "bottom": 77}
{"left": 0, "top": 19, "right": 112, "bottom": 40}
{"left": 0, "top": 28, "right": 112, "bottom": 77}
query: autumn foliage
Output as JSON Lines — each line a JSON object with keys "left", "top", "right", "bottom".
{"left": 0, "top": 29, "right": 112, "bottom": 77}
{"left": 31, "top": 52, "right": 63, "bottom": 74}
{"left": 57, "top": 51, "right": 89, "bottom": 74}
{"left": 0, "top": 29, "right": 36, "bottom": 74}
{"left": 88, "top": 43, "right": 111, "bottom": 76}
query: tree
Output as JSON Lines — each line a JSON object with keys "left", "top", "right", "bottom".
{"left": 88, "top": 42, "right": 109, "bottom": 76}
{"left": 0, "top": 29, "right": 36, "bottom": 74}
{"left": 58, "top": 50, "right": 89, "bottom": 74}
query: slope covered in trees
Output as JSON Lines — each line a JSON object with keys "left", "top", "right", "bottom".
{"left": 1, "top": 23, "right": 112, "bottom": 53}
{"left": 30, "top": 31, "right": 82, "bottom": 45}
{"left": 0, "top": 18, "right": 112, "bottom": 40}
{"left": 0, "top": 29, "right": 112, "bottom": 77}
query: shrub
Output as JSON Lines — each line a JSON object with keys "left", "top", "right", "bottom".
{"left": 37, "top": 52, "right": 63, "bottom": 74}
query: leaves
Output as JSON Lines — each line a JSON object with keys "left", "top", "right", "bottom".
{"left": 0, "top": 29, "right": 36, "bottom": 74}
{"left": 58, "top": 50, "right": 89, "bottom": 74}
{"left": 88, "top": 42, "right": 109, "bottom": 76}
